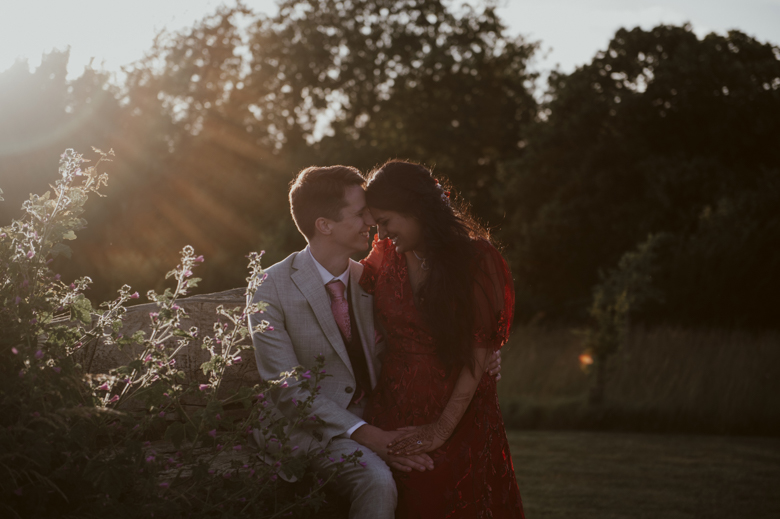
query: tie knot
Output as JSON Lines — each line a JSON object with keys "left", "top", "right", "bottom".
{"left": 326, "top": 279, "right": 346, "bottom": 300}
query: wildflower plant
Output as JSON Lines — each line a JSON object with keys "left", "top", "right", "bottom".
{"left": 0, "top": 150, "right": 358, "bottom": 518}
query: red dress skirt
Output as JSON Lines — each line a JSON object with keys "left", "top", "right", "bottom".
{"left": 360, "top": 238, "right": 524, "bottom": 519}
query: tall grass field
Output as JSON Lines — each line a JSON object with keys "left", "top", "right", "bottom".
{"left": 498, "top": 325, "right": 780, "bottom": 435}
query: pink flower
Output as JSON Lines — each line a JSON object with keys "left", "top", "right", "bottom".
{"left": 267, "top": 326, "right": 274, "bottom": 331}
{"left": 97, "top": 383, "right": 109, "bottom": 391}
{"left": 255, "top": 393, "right": 265, "bottom": 400}
{"left": 158, "top": 411, "right": 165, "bottom": 418}
{"left": 195, "top": 255, "right": 204, "bottom": 263}
{"left": 216, "top": 444, "right": 223, "bottom": 451}
{"left": 233, "top": 356, "right": 242, "bottom": 364}
{"left": 52, "top": 367, "right": 61, "bottom": 374}
{"left": 222, "top": 472, "right": 231, "bottom": 479}
{"left": 144, "top": 355, "right": 152, "bottom": 362}
{"left": 208, "top": 469, "right": 215, "bottom": 474}
{"left": 183, "top": 270, "right": 192, "bottom": 277}
{"left": 208, "top": 429, "right": 217, "bottom": 438}
{"left": 199, "top": 384, "right": 209, "bottom": 391}
{"left": 26, "top": 250, "right": 35, "bottom": 259}
{"left": 233, "top": 445, "right": 242, "bottom": 451}
{"left": 146, "top": 455, "right": 155, "bottom": 463}
{"left": 292, "top": 398, "right": 298, "bottom": 406}
{"left": 215, "top": 414, "right": 221, "bottom": 420}
{"left": 301, "top": 370, "right": 311, "bottom": 379}
{"left": 280, "top": 381, "right": 288, "bottom": 388}
{"left": 11, "top": 347, "right": 18, "bottom": 355}
{"left": 130, "top": 292, "right": 139, "bottom": 299}
{"left": 34, "top": 350, "right": 43, "bottom": 359}
{"left": 109, "top": 395, "right": 120, "bottom": 403}
{"left": 159, "top": 482, "right": 169, "bottom": 489}
{"left": 54, "top": 274, "right": 61, "bottom": 281}
{"left": 14, "top": 296, "right": 21, "bottom": 304}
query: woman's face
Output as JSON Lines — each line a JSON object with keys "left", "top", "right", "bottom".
{"left": 369, "top": 207, "right": 424, "bottom": 254}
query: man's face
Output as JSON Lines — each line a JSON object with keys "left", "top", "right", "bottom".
{"left": 328, "top": 185, "right": 374, "bottom": 255}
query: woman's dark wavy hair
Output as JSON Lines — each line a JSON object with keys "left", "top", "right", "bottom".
{"left": 365, "top": 160, "right": 491, "bottom": 373}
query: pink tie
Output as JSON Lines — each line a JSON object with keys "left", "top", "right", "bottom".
{"left": 326, "top": 280, "right": 352, "bottom": 343}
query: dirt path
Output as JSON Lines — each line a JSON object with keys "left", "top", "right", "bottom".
{"left": 509, "top": 431, "right": 780, "bottom": 519}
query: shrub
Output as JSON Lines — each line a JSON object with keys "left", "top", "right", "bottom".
{"left": 0, "top": 149, "right": 357, "bottom": 518}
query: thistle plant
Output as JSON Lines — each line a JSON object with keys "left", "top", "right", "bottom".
{"left": 0, "top": 150, "right": 358, "bottom": 518}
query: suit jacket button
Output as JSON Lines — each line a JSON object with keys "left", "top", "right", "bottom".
{"left": 345, "top": 386, "right": 354, "bottom": 394}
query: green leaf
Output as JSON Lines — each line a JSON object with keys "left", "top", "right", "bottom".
{"left": 71, "top": 294, "right": 93, "bottom": 325}
{"left": 172, "top": 328, "right": 192, "bottom": 338}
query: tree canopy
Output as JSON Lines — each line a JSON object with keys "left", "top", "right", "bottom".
{"left": 1, "top": 6, "right": 778, "bottom": 328}
{"left": 498, "top": 24, "right": 780, "bottom": 326}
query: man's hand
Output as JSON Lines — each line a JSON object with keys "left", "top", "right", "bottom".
{"left": 486, "top": 350, "right": 502, "bottom": 381}
{"left": 351, "top": 424, "right": 434, "bottom": 472}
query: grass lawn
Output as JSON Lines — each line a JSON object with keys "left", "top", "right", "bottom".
{"left": 508, "top": 430, "right": 780, "bottom": 519}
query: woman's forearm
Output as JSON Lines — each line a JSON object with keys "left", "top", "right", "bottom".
{"left": 433, "top": 348, "right": 492, "bottom": 441}
{"left": 387, "top": 347, "right": 492, "bottom": 455}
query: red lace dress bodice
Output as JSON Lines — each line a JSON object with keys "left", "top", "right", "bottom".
{"left": 360, "top": 237, "right": 524, "bottom": 519}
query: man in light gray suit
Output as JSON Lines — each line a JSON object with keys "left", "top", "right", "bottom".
{"left": 249, "top": 165, "right": 500, "bottom": 518}
{"left": 249, "top": 165, "right": 431, "bottom": 519}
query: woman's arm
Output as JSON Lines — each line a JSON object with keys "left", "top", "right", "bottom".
{"left": 386, "top": 347, "right": 492, "bottom": 456}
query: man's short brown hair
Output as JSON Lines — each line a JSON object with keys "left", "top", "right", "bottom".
{"left": 289, "top": 165, "right": 366, "bottom": 239}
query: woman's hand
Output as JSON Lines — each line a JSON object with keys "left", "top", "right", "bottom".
{"left": 387, "top": 423, "right": 449, "bottom": 456}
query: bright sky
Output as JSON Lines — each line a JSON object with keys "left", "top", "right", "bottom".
{"left": 0, "top": 0, "right": 778, "bottom": 80}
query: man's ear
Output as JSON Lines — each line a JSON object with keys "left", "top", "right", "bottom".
{"left": 314, "top": 217, "right": 332, "bottom": 236}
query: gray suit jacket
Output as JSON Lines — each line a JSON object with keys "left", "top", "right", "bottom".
{"left": 249, "top": 250, "right": 383, "bottom": 461}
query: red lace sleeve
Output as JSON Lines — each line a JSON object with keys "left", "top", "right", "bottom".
{"left": 471, "top": 240, "right": 515, "bottom": 350}
{"left": 359, "top": 235, "right": 392, "bottom": 295}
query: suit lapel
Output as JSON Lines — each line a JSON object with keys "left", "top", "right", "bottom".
{"left": 349, "top": 260, "right": 378, "bottom": 388}
{"left": 291, "top": 252, "right": 354, "bottom": 376}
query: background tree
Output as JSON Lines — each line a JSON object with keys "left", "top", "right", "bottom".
{"left": 1, "top": 0, "right": 538, "bottom": 304}
{"left": 499, "top": 24, "right": 780, "bottom": 326}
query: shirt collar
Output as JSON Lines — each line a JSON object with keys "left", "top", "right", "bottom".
{"left": 305, "top": 245, "right": 350, "bottom": 288}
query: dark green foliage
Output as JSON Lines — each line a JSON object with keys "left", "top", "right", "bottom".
{"left": 499, "top": 24, "right": 780, "bottom": 326}
{"left": 582, "top": 234, "right": 665, "bottom": 404}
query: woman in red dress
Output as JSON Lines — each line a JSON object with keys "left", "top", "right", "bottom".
{"left": 359, "top": 160, "right": 525, "bottom": 518}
